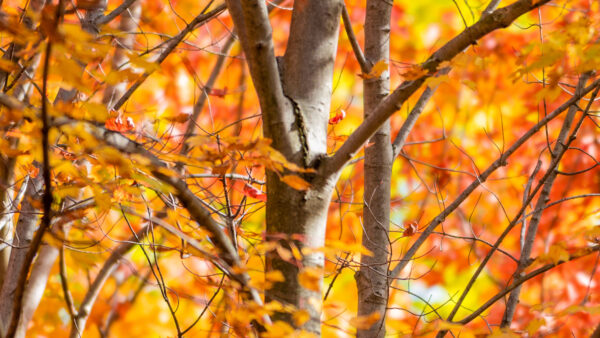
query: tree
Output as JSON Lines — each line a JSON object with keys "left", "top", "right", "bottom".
{"left": 0, "top": 0, "right": 599, "bottom": 336}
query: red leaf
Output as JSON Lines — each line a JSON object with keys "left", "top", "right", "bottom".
{"left": 209, "top": 87, "right": 228, "bottom": 98}
{"left": 328, "top": 109, "right": 346, "bottom": 125}
{"left": 403, "top": 221, "right": 418, "bottom": 237}
{"left": 105, "top": 113, "right": 135, "bottom": 133}
{"left": 242, "top": 184, "right": 267, "bottom": 202}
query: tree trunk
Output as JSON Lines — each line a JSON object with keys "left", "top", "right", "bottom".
{"left": 263, "top": 0, "right": 343, "bottom": 333}
{"left": 356, "top": 1, "right": 393, "bottom": 337}
{"left": 0, "top": 168, "right": 43, "bottom": 336}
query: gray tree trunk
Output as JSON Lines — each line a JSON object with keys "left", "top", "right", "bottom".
{"left": 355, "top": 1, "right": 393, "bottom": 337}
{"left": 0, "top": 168, "right": 43, "bottom": 336}
{"left": 265, "top": 1, "right": 343, "bottom": 333}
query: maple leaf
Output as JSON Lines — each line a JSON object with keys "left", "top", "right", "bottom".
{"left": 401, "top": 65, "right": 428, "bottom": 80}
{"left": 360, "top": 60, "right": 388, "bottom": 79}
{"left": 242, "top": 183, "right": 267, "bottom": 202}
{"left": 280, "top": 175, "right": 311, "bottom": 190}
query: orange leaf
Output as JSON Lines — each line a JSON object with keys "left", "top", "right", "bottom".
{"left": 280, "top": 175, "right": 311, "bottom": 191}
{"left": 105, "top": 112, "right": 135, "bottom": 133}
{"left": 360, "top": 60, "right": 388, "bottom": 79}
{"left": 401, "top": 65, "right": 428, "bottom": 80}
{"left": 298, "top": 267, "right": 321, "bottom": 292}
{"left": 349, "top": 312, "right": 381, "bottom": 329}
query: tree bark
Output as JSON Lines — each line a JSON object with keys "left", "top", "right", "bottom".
{"left": 264, "top": 0, "right": 343, "bottom": 334}
{"left": 0, "top": 169, "right": 43, "bottom": 336}
{"left": 356, "top": 1, "right": 393, "bottom": 337}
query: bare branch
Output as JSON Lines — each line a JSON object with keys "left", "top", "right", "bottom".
{"left": 501, "top": 74, "right": 591, "bottom": 326}
{"left": 70, "top": 225, "right": 150, "bottom": 338}
{"left": 112, "top": 4, "right": 227, "bottom": 111}
{"left": 389, "top": 78, "right": 600, "bottom": 279}
{"left": 454, "top": 245, "right": 600, "bottom": 325}
{"left": 95, "top": 0, "right": 138, "bottom": 26}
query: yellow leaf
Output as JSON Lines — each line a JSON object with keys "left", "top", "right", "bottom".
{"left": 281, "top": 175, "right": 311, "bottom": 190}
{"left": 298, "top": 267, "right": 321, "bottom": 292}
{"left": 349, "top": 312, "right": 381, "bottom": 329}
{"left": 0, "top": 59, "right": 18, "bottom": 72}
{"left": 526, "top": 318, "right": 545, "bottom": 336}
{"left": 361, "top": 60, "right": 388, "bottom": 79}
{"left": 424, "top": 74, "right": 449, "bottom": 88}
{"left": 536, "top": 243, "right": 569, "bottom": 265}
{"left": 401, "top": 65, "right": 428, "bottom": 80}
{"left": 292, "top": 310, "right": 310, "bottom": 327}
{"left": 488, "top": 327, "right": 520, "bottom": 338}
{"left": 265, "top": 270, "right": 285, "bottom": 283}
{"left": 128, "top": 53, "right": 160, "bottom": 73}
{"left": 263, "top": 321, "right": 295, "bottom": 338}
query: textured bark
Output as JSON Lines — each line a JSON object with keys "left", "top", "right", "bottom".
{"left": 13, "top": 244, "right": 59, "bottom": 338}
{"left": 0, "top": 169, "right": 43, "bottom": 336}
{"left": 264, "top": 0, "right": 342, "bottom": 333}
{"left": 356, "top": 1, "right": 393, "bottom": 337}
{"left": 281, "top": 0, "right": 342, "bottom": 162}
{"left": 226, "top": 0, "right": 343, "bottom": 333}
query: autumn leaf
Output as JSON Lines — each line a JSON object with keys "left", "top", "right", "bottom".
{"left": 401, "top": 65, "right": 428, "bottom": 80}
{"left": 535, "top": 243, "right": 570, "bottom": 265}
{"left": 242, "top": 183, "right": 267, "bottom": 202}
{"left": 165, "top": 113, "right": 191, "bottom": 124}
{"left": 292, "top": 310, "right": 310, "bottom": 327}
{"left": 349, "top": 312, "right": 381, "bottom": 329}
{"left": 105, "top": 113, "right": 135, "bottom": 133}
{"left": 328, "top": 109, "right": 346, "bottom": 125}
{"left": 280, "top": 175, "right": 311, "bottom": 190}
{"left": 298, "top": 267, "right": 321, "bottom": 292}
{"left": 525, "top": 318, "right": 545, "bottom": 336}
{"left": 0, "top": 59, "right": 18, "bottom": 72}
{"left": 263, "top": 321, "right": 295, "bottom": 338}
{"left": 402, "top": 221, "right": 418, "bottom": 237}
{"left": 360, "top": 60, "right": 388, "bottom": 79}
{"left": 209, "top": 87, "right": 229, "bottom": 97}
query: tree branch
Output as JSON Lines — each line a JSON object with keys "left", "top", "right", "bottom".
{"left": 501, "top": 74, "right": 591, "bottom": 327}
{"left": 95, "top": 0, "right": 139, "bottom": 26}
{"left": 224, "top": 0, "right": 294, "bottom": 154}
{"left": 453, "top": 245, "right": 600, "bottom": 325}
{"left": 324, "top": 0, "right": 553, "bottom": 176}
{"left": 389, "top": 78, "right": 600, "bottom": 279}
{"left": 111, "top": 4, "right": 227, "bottom": 111}
{"left": 5, "top": 0, "right": 61, "bottom": 332}
{"left": 341, "top": 4, "right": 368, "bottom": 74}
